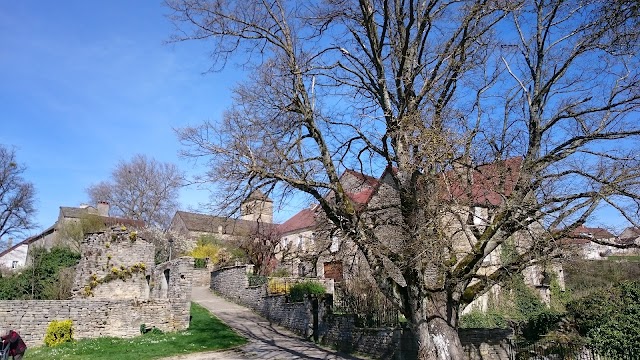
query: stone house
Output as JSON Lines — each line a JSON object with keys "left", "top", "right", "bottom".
{"left": 616, "top": 227, "right": 640, "bottom": 254}
{"left": 168, "top": 191, "right": 276, "bottom": 251}
{"left": 276, "top": 170, "right": 378, "bottom": 279}
{"left": 276, "top": 158, "right": 561, "bottom": 312}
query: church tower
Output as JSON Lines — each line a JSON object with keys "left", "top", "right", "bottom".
{"left": 240, "top": 190, "right": 273, "bottom": 223}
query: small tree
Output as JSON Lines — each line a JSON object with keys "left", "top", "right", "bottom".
{"left": 56, "top": 214, "right": 107, "bottom": 251}
{"left": 238, "top": 225, "right": 281, "bottom": 275}
{"left": 0, "top": 144, "right": 37, "bottom": 244}
{"left": 87, "top": 154, "right": 184, "bottom": 228}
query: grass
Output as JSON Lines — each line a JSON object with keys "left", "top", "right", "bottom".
{"left": 24, "top": 302, "right": 246, "bottom": 360}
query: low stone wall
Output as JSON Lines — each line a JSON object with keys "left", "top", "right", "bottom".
{"left": 192, "top": 268, "right": 212, "bottom": 287}
{"left": 211, "top": 265, "right": 513, "bottom": 360}
{"left": 0, "top": 298, "right": 190, "bottom": 347}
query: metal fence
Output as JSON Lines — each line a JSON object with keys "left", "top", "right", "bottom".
{"left": 333, "top": 285, "right": 401, "bottom": 328}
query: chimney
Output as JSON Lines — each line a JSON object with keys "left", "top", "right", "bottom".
{"left": 97, "top": 201, "right": 110, "bottom": 217}
{"left": 7, "top": 237, "right": 13, "bottom": 248}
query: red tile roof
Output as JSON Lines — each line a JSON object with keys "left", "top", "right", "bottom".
{"left": 560, "top": 226, "right": 616, "bottom": 245}
{"left": 280, "top": 157, "right": 523, "bottom": 233}
{"left": 343, "top": 169, "right": 379, "bottom": 188}
{"left": 278, "top": 208, "right": 318, "bottom": 235}
{"left": 443, "top": 157, "right": 522, "bottom": 206}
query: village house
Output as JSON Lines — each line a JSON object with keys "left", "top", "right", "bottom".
{"left": 276, "top": 158, "right": 565, "bottom": 312}
{"left": 167, "top": 190, "right": 276, "bottom": 251}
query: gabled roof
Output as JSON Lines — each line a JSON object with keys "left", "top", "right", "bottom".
{"left": 173, "top": 211, "right": 275, "bottom": 236}
{"left": 443, "top": 157, "right": 522, "bottom": 206}
{"left": 562, "top": 225, "right": 616, "bottom": 245}
{"left": 343, "top": 169, "right": 379, "bottom": 188}
{"left": 279, "top": 158, "right": 523, "bottom": 234}
{"left": 59, "top": 206, "right": 145, "bottom": 228}
{"left": 278, "top": 208, "right": 318, "bottom": 235}
{"left": 0, "top": 225, "right": 55, "bottom": 259}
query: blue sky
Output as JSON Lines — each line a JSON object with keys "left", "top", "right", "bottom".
{"left": 0, "top": 1, "right": 634, "bottom": 240}
{"left": 0, "top": 1, "right": 285, "bottom": 236}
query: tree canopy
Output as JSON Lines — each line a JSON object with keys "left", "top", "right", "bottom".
{"left": 167, "top": 1, "right": 640, "bottom": 358}
{"left": 87, "top": 154, "right": 184, "bottom": 228}
{"left": 0, "top": 144, "right": 37, "bottom": 244}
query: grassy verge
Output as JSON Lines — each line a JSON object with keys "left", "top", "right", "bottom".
{"left": 25, "top": 302, "right": 246, "bottom": 360}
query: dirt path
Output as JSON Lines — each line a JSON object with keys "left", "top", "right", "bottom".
{"left": 159, "top": 287, "right": 367, "bottom": 360}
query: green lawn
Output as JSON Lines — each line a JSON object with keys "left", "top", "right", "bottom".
{"left": 24, "top": 303, "right": 246, "bottom": 360}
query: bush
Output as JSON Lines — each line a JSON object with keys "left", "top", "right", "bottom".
{"left": 288, "top": 280, "right": 325, "bottom": 302}
{"left": 459, "top": 309, "right": 508, "bottom": 329}
{"left": 194, "top": 258, "right": 208, "bottom": 269}
{"left": 44, "top": 319, "right": 74, "bottom": 347}
{"left": 566, "top": 280, "right": 640, "bottom": 357}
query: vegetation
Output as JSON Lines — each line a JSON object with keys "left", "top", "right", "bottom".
{"left": 86, "top": 154, "right": 184, "bottom": 228}
{"left": 189, "top": 235, "right": 247, "bottom": 267}
{"left": 24, "top": 303, "right": 246, "bottom": 360}
{"left": 44, "top": 320, "right": 74, "bottom": 347}
{"left": 566, "top": 281, "right": 640, "bottom": 357}
{"left": 288, "top": 280, "right": 326, "bottom": 302}
{"left": 57, "top": 214, "right": 108, "bottom": 251}
{"left": 0, "top": 246, "right": 81, "bottom": 300}
{"left": 459, "top": 274, "right": 562, "bottom": 343}
{"left": 0, "top": 144, "right": 37, "bottom": 243}
{"left": 169, "top": 0, "right": 640, "bottom": 357}
{"left": 564, "top": 260, "right": 640, "bottom": 298}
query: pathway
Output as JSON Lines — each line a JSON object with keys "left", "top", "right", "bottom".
{"left": 162, "top": 287, "right": 367, "bottom": 360}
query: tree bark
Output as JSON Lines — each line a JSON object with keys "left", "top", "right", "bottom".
{"left": 409, "top": 290, "right": 465, "bottom": 360}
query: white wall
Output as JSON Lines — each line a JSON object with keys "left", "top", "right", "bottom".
{"left": 1, "top": 244, "right": 28, "bottom": 269}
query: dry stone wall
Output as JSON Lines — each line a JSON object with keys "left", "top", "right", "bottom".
{"left": 211, "top": 265, "right": 513, "bottom": 360}
{"left": 0, "top": 227, "right": 194, "bottom": 347}
{"left": 72, "top": 228, "right": 155, "bottom": 299}
{"left": 0, "top": 299, "right": 189, "bottom": 347}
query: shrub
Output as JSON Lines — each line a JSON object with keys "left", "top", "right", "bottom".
{"left": 289, "top": 280, "right": 325, "bottom": 302}
{"left": 566, "top": 280, "right": 640, "bottom": 357}
{"left": 44, "top": 319, "right": 74, "bottom": 347}
{"left": 194, "top": 258, "right": 207, "bottom": 268}
{"left": 140, "top": 323, "right": 163, "bottom": 335}
{"left": 459, "top": 309, "right": 508, "bottom": 329}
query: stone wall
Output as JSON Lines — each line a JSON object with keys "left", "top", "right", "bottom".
{"left": 0, "top": 227, "right": 194, "bottom": 347}
{"left": 0, "top": 298, "right": 189, "bottom": 347}
{"left": 192, "top": 268, "right": 211, "bottom": 287}
{"left": 211, "top": 265, "right": 513, "bottom": 360}
{"left": 72, "top": 228, "right": 155, "bottom": 299}
{"left": 152, "top": 257, "right": 194, "bottom": 300}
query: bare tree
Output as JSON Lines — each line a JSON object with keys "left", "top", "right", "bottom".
{"left": 168, "top": 0, "right": 640, "bottom": 358}
{"left": 87, "top": 154, "right": 184, "bottom": 228}
{"left": 239, "top": 223, "right": 281, "bottom": 275}
{"left": 0, "top": 144, "right": 37, "bottom": 244}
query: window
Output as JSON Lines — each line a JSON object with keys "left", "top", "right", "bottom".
{"left": 330, "top": 236, "right": 340, "bottom": 253}
{"left": 11, "top": 261, "right": 18, "bottom": 269}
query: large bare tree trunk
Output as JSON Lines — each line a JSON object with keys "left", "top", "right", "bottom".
{"left": 407, "top": 283, "right": 464, "bottom": 359}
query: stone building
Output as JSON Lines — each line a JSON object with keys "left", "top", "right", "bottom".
{"left": 277, "top": 158, "right": 561, "bottom": 312}
{"left": 168, "top": 190, "right": 275, "bottom": 246}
